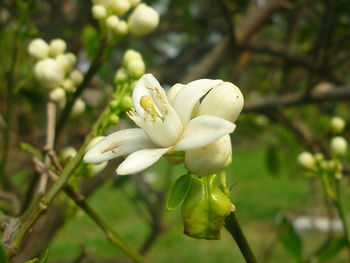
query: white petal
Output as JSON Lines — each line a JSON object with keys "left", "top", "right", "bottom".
{"left": 173, "top": 115, "right": 235, "bottom": 151}
{"left": 83, "top": 128, "right": 154, "bottom": 164}
{"left": 132, "top": 73, "right": 163, "bottom": 114}
{"left": 116, "top": 147, "right": 171, "bottom": 175}
{"left": 172, "top": 79, "right": 223, "bottom": 125}
{"left": 167, "top": 83, "right": 184, "bottom": 105}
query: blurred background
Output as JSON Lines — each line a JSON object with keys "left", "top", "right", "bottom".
{"left": 1, "top": 0, "right": 350, "bottom": 262}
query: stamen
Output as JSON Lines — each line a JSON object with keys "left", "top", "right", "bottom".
{"left": 140, "top": 95, "right": 158, "bottom": 117}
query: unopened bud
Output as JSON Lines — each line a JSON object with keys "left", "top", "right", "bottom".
{"left": 111, "top": 0, "right": 131, "bottom": 16}
{"left": 106, "top": 15, "right": 120, "bottom": 31}
{"left": 28, "top": 38, "right": 49, "bottom": 59}
{"left": 297, "top": 152, "right": 315, "bottom": 169}
{"left": 114, "top": 68, "right": 128, "bottom": 83}
{"left": 128, "top": 4, "right": 159, "bottom": 36}
{"left": 72, "top": 98, "right": 86, "bottom": 116}
{"left": 49, "top": 39, "right": 67, "bottom": 57}
{"left": 90, "top": 161, "right": 108, "bottom": 174}
{"left": 123, "top": 49, "right": 142, "bottom": 65}
{"left": 70, "top": 70, "right": 84, "bottom": 86}
{"left": 121, "top": 96, "right": 132, "bottom": 110}
{"left": 61, "top": 147, "right": 77, "bottom": 159}
{"left": 49, "top": 87, "right": 66, "bottom": 102}
{"left": 331, "top": 117, "right": 345, "bottom": 134}
{"left": 331, "top": 136, "right": 348, "bottom": 156}
{"left": 115, "top": 20, "right": 128, "bottom": 35}
{"left": 92, "top": 5, "right": 107, "bottom": 20}
{"left": 56, "top": 54, "right": 75, "bottom": 73}
{"left": 126, "top": 59, "right": 145, "bottom": 78}
{"left": 62, "top": 79, "right": 76, "bottom": 93}
{"left": 128, "top": 0, "right": 140, "bottom": 7}
{"left": 109, "top": 115, "right": 120, "bottom": 125}
{"left": 34, "top": 58, "right": 64, "bottom": 88}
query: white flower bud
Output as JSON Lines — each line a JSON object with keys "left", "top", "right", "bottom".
{"left": 167, "top": 83, "right": 184, "bottom": 104}
{"left": 297, "top": 152, "right": 315, "bottom": 169}
{"left": 56, "top": 54, "right": 75, "bottom": 73}
{"left": 92, "top": 0, "right": 114, "bottom": 8}
{"left": 34, "top": 58, "right": 64, "bottom": 88}
{"left": 126, "top": 59, "right": 145, "bottom": 78}
{"left": 69, "top": 70, "right": 84, "bottom": 86}
{"left": 128, "top": 0, "right": 140, "bottom": 7}
{"left": 49, "top": 87, "right": 66, "bottom": 102}
{"left": 90, "top": 161, "right": 108, "bottom": 174}
{"left": 111, "top": 0, "right": 131, "bottom": 16}
{"left": 123, "top": 49, "right": 142, "bottom": 65}
{"left": 115, "top": 20, "right": 128, "bottom": 35}
{"left": 114, "top": 68, "right": 128, "bottom": 83}
{"left": 331, "top": 117, "right": 345, "bottom": 134}
{"left": 92, "top": 5, "right": 107, "bottom": 20}
{"left": 28, "top": 38, "right": 49, "bottom": 59}
{"left": 62, "top": 79, "right": 76, "bottom": 93}
{"left": 185, "top": 135, "right": 232, "bottom": 177}
{"left": 106, "top": 15, "right": 120, "bottom": 31}
{"left": 198, "top": 82, "right": 244, "bottom": 123}
{"left": 128, "top": 4, "right": 159, "bottom": 36}
{"left": 87, "top": 136, "right": 106, "bottom": 150}
{"left": 72, "top": 98, "right": 86, "bottom": 116}
{"left": 331, "top": 136, "right": 348, "bottom": 156}
{"left": 61, "top": 147, "right": 77, "bottom": 159}
{"left": 49, "top": 39, "right": 67, "bottom": 57}
{"left": 65, "top": 53, "right": 77, "bottom": 65}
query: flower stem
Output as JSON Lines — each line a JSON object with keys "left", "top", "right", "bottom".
{"left": 225, "top": 211, "right": 258, "bottom": 263}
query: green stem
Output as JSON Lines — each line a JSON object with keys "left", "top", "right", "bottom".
{"left": 225, "top": 212, "right": 258, "bottom": 263}
{"left": 334, "top": 180, "right": 350, "bottom": 262}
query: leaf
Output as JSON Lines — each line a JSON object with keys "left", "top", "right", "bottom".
{"left": 25, "top": 249, "right": 48, "bottom": 263}
{"left": 317, "top": 236, "right": 347, "bottom": 262}
{"left": 265, "top": 145, "right": 280, "bottom": 176}
{"left": 0, "top": 243, "right": 9, "bottom": 263}
{"left": 20, "top": 142, "right": 43, "bottom": 160}
{"left": 277, "top": 214, "right": 303, "bottom": 261}
{"left": 166, "top": 174, "right": 192, "bottom": 211}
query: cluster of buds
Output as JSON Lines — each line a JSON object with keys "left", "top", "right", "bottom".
{"left": 115, "top": 49, "right": 145, "bottom": 83}
{"left": 28, "top": 38, "right": 86, "bottom": 116}
{"left": 91, "top": 0, "right": 159, "bottom": 36}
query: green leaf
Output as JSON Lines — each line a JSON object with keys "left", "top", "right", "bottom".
{"left": 0, "top": 243, "right": 9, "bottom": 263}
{"left": 20, "top": 142, "right": 43, "bottom": 160}
{"left": 25, "top": 249, "right": 48, "bottom": 263}
{"left": 265, "top": 145, "right": 280, "bottom": 176}
{"left": 166, "top": 174, "right": 192, "bottom": 211}
{"left": 317, "top": 236, "right": 347, "bottom": 262}
{"left": 277, "top": 214, "right": 303, "bottom": 261}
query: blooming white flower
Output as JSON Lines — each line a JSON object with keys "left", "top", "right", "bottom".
{"left": 331, "top": 117, "right": 345, "bottom": 134}
{"left": 331, "top": 136, "right": 347, "bottom": 156}
{"left": 49, "top": 39, "right": 67, "bottom": 57}
{"left": 297, "top": 152, "right": 315, "bottom": 169}
{"left": 128, "top": 4, "right": 159, "bottom": 36}
{"left": 92, "top": 5, "right": 107, "bottom": 20}
{"left": 28, "top": 38, "right": 49, "bottom": 59}
{"left": 84, "top": 74, "right": 236, "bottom": 175}
{"left": 34, "top": 58, "right": 64, "bottom": 88}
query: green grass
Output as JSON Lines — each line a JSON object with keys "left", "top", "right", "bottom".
{"left": 49, "top": 148, "right": 346, "bottom": 262}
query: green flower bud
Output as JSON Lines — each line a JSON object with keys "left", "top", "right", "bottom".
{"left": 181, "top": 174, "right": 231, "bottom": 240}
{"left": 109, "top": 115, "right": 120, "bottom": 125}
{"left": 121, "top": 96, "right": 132, "bottom": 110}
{"left": 109, "top": 100, "right": 119, "bottom": 110}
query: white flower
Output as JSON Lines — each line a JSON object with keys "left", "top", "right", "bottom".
{"left": 84, "top": 74, "right": 235, "bottom": 175}
{"left": 28, "top": 38, "right": 49, "bottom": 59}
{"left": 128, "top": 4, "right": 159, "bottom": 36}
{"left": 111, "top": 0, "right": 131, "bottom": 16}
{"left": 331, "top": 117, "right": 345, "bottom": 134}
{"left": 297, "top": 152, "right": 315, "bottom": 169}
{"left": 49, "top": 39, "right": 67, "bottom": 57}
{"left": 34, "top": 58, "right": 64, "bottom": 88}
{"left": 92, "top": 5, "right": 107, "bottom": 20}
{"left": 331, "top": 136, "right": 347, "bottom": 156}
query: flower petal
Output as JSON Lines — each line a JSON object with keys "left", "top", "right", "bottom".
{"left": 172, "top": 115, "right": 235, "bottom": 151}
{"left": 116, "top": 147, "right": 171, "bottom": 175}
{"left": 83, "top": 128, "right": 154, "bottom": 164}
{"left": 132, "top": 73, "right": 163, "bottom": 115}
{"left": 172, "top": 79, "right": 223, "bottom": 125}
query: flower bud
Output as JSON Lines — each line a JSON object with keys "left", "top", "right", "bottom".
{"left": 181, "top": 174, "right": 231, "bottom": 239}
{"left": 90, "top": 161, "right": 108, "bottom": 174}
{"left": 92, "top": 0, "right": 114, "bottom": 8}
{"left": 114, "top": 20, "right": 128, "bottom": 35}
{"left": 331, "top": 117, "right": 345, "bottom": 134}
{"left": 61, "top": 147, "right": 77, "bottom": 159}
{"left": 198, "top": 82, "right": 244, "bottom": 123}
{"left": 121, "top": 96, "right": 132, "bottom": 110}
{"left": 167, "top": 83, "right": 184, "bottom": 104}
{"left": 123, "top": 49, "right": 142, "bottom": 65}
{"left": 56, "top": 54, "right": 75, "bottom": 73}
{"left": 70, "top": 70, "right": 84, "bottom": 86}
{"left": 126, "top": 59, "right": 145, "bottom": 78}
{"left": 331, "top": 136, "right": 347, "bottom": 156}
{"left": 28, "top": 38, "right": 49, "bottom": 59}
{"left": 106, "top": 15, "right": 120, "bottom": 31}
{"left": 34, "top": 58, "right": 64, "bottom": 88}
{"left": 62, "top": 79, "right": 76, "bottom": 93}
{"left": 92, "top": 5, "right": 107, "bottom": 20}
{"left": 297, "top": 152, "right": 315, "bottom": 169}
{"left": 109, "top": 115, "right": 120, "bottom": 125}
{"left": 111, "top": 0, "right": 131, "bottom": 16}
{"left": 128, "top": 4, "right": 159, "bottom": 36}
{"left": 72, "top": 98, "right": 86, "bottom": 116}
{"left": 49, "top": 87, "right": 66, "bottom": 102}
{"left": 49, "top": 39, "right": 67, "bottom": 57}
{"left": 128, "top": 0, "right": 140, "bottom": 7}
{"left": 114, "top": 68, "right": 128, "bottom": 83}
{"left": 185, "top": 135, "right": 231, "bottom": 177}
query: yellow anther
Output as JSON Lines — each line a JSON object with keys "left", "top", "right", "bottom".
{"left": 140, "top": 95, "right": 158, "bottom": 116}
